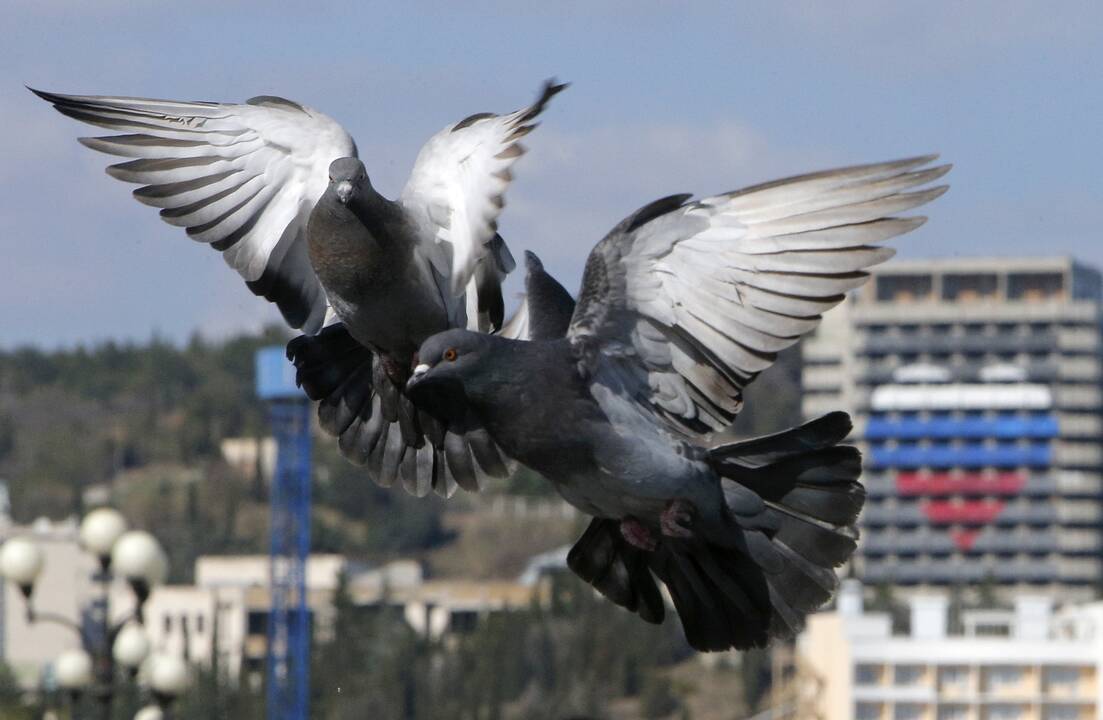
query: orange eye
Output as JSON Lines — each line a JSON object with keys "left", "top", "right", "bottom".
{"left": 443, "top": 348, "right": 458, "bottom": 362}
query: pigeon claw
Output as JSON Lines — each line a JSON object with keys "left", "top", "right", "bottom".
{"left": 660, "top": 499, "right": 696, "bottom": 540}
{"left": 382, "top": 356, "right": 408, "bottom": 385}
{"left": 619, "top": 517, "right": 657, "bottom": 552}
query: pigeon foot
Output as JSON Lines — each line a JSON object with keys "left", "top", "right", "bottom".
{"left": 382, "top": 355, "right": 408, "bottom": 385}
{"left": 660, "top": 499, "right": 696, "bottom": 539}
{"left": 619, "top": 517, "right": 657, "bottom": 551}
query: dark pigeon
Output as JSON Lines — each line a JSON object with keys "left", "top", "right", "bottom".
{"left": 407, "top": 156, "right": 950, "bottom": 650}
{"left": 32, "top": 80, "right": 567, "bottom": 497}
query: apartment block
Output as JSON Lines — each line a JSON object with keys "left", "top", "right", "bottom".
{"left": 802, "top": 258, "right": 1103, "bottom": 599}
{"left": 799, "top": 581, "right": 1103, "bottom": 720}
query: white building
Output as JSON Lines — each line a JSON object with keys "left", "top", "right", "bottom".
{"left": 799, "top": 580, "right": 1103, "bottom": 720}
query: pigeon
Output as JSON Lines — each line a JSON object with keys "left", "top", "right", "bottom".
{"left": 406, "top": 155, "right": 950, "bottom": 650}
{"left": 32, "top": 80, "right": 566, "bottom": 497}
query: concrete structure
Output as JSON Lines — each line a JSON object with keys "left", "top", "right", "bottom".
{"left": 799, "top": 580, "right": 1103, "bottom": 720}
{"left": 802, "top": 257, "right": 1103, "bottom": 599}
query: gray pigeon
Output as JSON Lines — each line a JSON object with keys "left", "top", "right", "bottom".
{"left": 407, "top": 156, "right": 950, "bottom": 650}
{"left": 32, "top": 81, "right": 566, "bottom": 497}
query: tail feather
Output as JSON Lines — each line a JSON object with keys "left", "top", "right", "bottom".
{"left": 567, "top": 519, "right": 665, "bottom": 624}
{"left": 565, "top": 412, "right": 863, "bottom": 652}
{"left": 710, "top": 410, "right": 852, "bottom": 468}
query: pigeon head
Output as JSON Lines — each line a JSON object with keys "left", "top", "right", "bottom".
{"left": 406, "top": 329, "right": 500, "bottom": 420}
{"left": 328, "top": 157, "right": 369, "bottom": 205}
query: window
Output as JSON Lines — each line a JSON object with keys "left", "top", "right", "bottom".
{"left": 196, "top": 614, "right": 206, "bottom": 635}
{"left": 1043, "top": 666, "right": 1080, "bottom": 690}
{"left": 987, "top": 704, "right": 1024, "bottom": 720}
{"left": 894, "top": 703, "right": 923, "bottom": 720}
{"left": 877, "top": 274, "right": 933, "bottom": 302}
{"left": 856, "top": 664, "right": 882, "bottom": 685}
{"left": 988, "top": 666, "right": 1024, "bottom": 688}
{"left": 943, "top": 273, "right": 998, "bottom": 301}
{"left": 939, "top": 665, "right": 969, "bottom": 689}
{"left": 1042, "top": 706, "right": 1080, "bottom": 720}
{"left": 1008, "top": 273, "right": 1064, "bottom": 300}
{"left": 855, "top": 703, "right": 882, "bottom": 720}
{"left": 163, "top": 615, "right": 172, "bottom": 634}
{"left": 449, "top": 610, "right": 479, "bottom": 634}
{"left": 247, "top": 611, "right": 268, "bottom": 636}
{"left": 894, "top": 665, "right": 924, "bottom": 686}
{"left": 937, "top": 706, "right": 967, "bottom": 720}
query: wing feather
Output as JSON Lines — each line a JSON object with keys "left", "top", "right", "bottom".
{"left": 400, "top": 80, "right": 566, "bottom": 329}
{"left": 569, "top": 155, "right": 950, "bottom": 433}
{"left": 32, "top": 87, "right": 357, "bottom": 333}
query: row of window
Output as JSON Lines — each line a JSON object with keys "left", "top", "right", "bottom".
{"left": 162, "top": 612, "right": 206, "bottom": 636}
{"left": 855, "top": 663, "right": 1084, "bottom": 688}
{"left": 857, "top": 703, "right": 1085, "bottom": 720}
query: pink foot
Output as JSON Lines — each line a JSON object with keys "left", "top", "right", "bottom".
{"left": 660, "top": 499, "right": 696, "bottom": 539}
{"left": 620, "top": 517, "right": 657, "bottom": 551}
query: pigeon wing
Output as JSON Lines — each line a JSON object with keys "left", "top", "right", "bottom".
{"left": 568, "top": 155, "right": 950, "bottom": 434}
{"left": 399, "top": 80, "right": 566, "bottom": 330}
{"left": 31, "top": 89, "right": 357, "bottom": 334}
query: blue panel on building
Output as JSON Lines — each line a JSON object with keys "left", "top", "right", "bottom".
{"left": 256, "top": 346, "right": 304, "bottom": 400}
{"left": 869, "top": 444, "right": 1052, "bottom": 468}
{"left": 866, "top": 416, "right": 1059, "bottom": 440}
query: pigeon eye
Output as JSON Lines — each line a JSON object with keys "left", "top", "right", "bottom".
{"left": 443, "top": 348, "right": 458, "bottom": 362}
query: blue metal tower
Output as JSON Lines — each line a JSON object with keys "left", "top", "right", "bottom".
{"left": 255, "top": 348, "right": 312, "bottom": 720}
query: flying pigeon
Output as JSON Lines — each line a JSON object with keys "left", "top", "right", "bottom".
{"left": 406, "top": 156, "right": 950, "bottom": 650}
{"left": 32, "top": 80, "right": 566, "bottom": 497}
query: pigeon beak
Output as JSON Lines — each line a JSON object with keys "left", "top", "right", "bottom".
{"left": 335, "top": 180, "right": 354, "bottom": 204}
{"left": 409, "top": 363, "right": 430, "bottom": 382}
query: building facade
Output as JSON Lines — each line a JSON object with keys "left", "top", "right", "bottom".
{"left": 802, "top": 258, "right": 1103, "bottom": 599}
{"left": 799, "top": 580, "right": 1103, "bottom": 720}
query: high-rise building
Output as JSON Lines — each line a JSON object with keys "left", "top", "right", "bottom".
{"left": 802, "top": 257, "right": 1103, "bottom": 600}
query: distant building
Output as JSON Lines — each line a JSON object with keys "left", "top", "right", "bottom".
{"left": 1, "top": 532, "right": 554, "bottom": 689}
{"left": 799, "top": 580, "right": 1103, "bottom": 720}
{"left": 802, "top": 257, "right": 1103, "bottom": 599}
{"left": 400, "top": 580, "right": 535, "bottom": 641}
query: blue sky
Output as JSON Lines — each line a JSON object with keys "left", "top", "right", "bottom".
{"left": 3, "top": 1, "right": 1100, "bottom": 348}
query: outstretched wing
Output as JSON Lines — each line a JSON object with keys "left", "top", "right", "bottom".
{"left": 31, "top": 89, "right": 357, "bottom": 333}
{"left": 400, "top": 80, "right": 566, "bottom": 329}
{"left": 568, "top": 155, "right": 950, "bottom": 435}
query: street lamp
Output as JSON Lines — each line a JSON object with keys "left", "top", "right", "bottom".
{"left": 80, "top": 508, "right": 128, "bottom": 564}
{"left": 0, "top": 536, "right": 44, "bottom": 596}
{"left": 112, "top": 530, "right": 169, "bottom": 609}
{"left": 133, "top": 706, "right": 163, "bottom": 720}
{"left": 0, "top": 509, "right": 182, "bottom": 720}
{"left": 55, "top": 649, "right": 94, "bottom": 693}
{"left": 113, "top": 623, "right": 151, "bottom": 673}
{"left": 148, "top": 653, "right": 188, "bottom": 704}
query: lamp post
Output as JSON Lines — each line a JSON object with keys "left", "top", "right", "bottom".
{"left": 0, "top": 508, "right": 185, "bottom": 720}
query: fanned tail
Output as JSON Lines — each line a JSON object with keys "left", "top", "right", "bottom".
{"left": 564, "top": 412, "right": 863, "bottom": 652}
